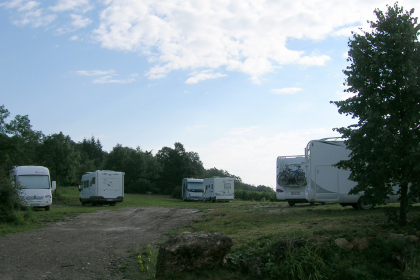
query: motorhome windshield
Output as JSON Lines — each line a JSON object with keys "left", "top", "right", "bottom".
{"left": 187, "top": 182, "right": 204, "bottom": 192}
{"left": 18, "top": 175, "right": 50, "bottom": 189}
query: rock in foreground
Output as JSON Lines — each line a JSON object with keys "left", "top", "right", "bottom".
{"left": 156, "top": 232, "right": 233, "bottom": 277}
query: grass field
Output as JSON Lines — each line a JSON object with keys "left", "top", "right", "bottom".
{"left": 2, "top": 186, "right": 420, "bottom": 279}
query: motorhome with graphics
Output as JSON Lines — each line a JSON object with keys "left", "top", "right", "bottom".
{"left": 181, "top": 178, "right": 204, "bottom": 201}
{"left": 10, "top": 166, "right": 56, "bottom": 211}
{"left": 304, "top": 138, "right": 399, "bottom": 209}
{"left": 276, "top": 155, "right": 309, "bottom": 206}
{"left": 79, "top": 170, "right": 124, "bottom": 206}
{"left": 202, "top": 177, "right": 234, "bottom": 202}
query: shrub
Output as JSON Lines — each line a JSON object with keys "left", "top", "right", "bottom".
{"left": 0, "top": 175, "right": 25, "bottom": 223}
{"left": 235, "top": 190, "right": 276, "bottom": 201}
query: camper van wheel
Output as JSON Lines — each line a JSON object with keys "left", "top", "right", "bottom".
{"left": 92, "top": 202, "right": 97, "bottom": 206}
{"left": 110, "top": 203, "right": 116, "bottom": 206}
{"left": 45, "top": 205, "right": 50, "bottom": 211}
{"left": 288, "top": 201, "right": 296, "bottom": 206}
{"left": 357, "top": 196, "right": 373, "bottom": 210}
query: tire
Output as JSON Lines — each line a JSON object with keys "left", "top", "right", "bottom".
{"left": 357, "top": 196, "right": 373, "bottom": 210}
{"left": 288, "top": 201, "right": 296, "bottom": 206}
{"left": 278, "top": 174, "right": 289, "bottom": 186}
{"left": 45, "top": 205, "right": 50, "bottom": 211}
{"left": 295, "top": 173, "right": 306, "bottom": 186}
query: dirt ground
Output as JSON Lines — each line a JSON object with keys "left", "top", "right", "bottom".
{"left": 0, "top": 207, "right": 202, "bottom": 280}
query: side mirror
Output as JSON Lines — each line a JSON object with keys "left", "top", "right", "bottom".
{"left": 51, "top": 181, "right": 57, "bottom": 191}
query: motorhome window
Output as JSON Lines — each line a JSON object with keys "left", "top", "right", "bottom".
{"left": 84, "top": 180, "right": 88, "bottom": 188}
{"left": 211, "top": 184, "right": 213, "bottom": 189}
{"left": 187, "top": 182, "right": 204, "bottom": 192}
{"left": 90, "top": 177, "right": 96, "bottom": 186}
{"left": 17, "top": 175, "right": 49, "bottom": 189}
{"left": 224, "top": 183, "right": 231, "bottom": 189}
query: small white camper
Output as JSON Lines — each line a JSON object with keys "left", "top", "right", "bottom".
{"left": 182, "top": 178, "right": 204, "bottom": 201}
{"left": 79, "top": 170, "right": 124, "bottom": 206}
{"left": 202, "top": 177, "right": 234, "bottom": 202}
{"left": 276, "top": 155, "right": 309, "bottom": 206}
{"left": 9, "top": 166, "right": 56, "bottom": 211}
{"left": 304, "top": 138, "right": 399, "bottom": 209}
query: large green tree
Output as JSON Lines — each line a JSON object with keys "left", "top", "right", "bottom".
{"left": 0, "top": 106, "right": 43, "bottom": 172}
{"left": 103, "top": 144, "right": 161, "bottom": 193}
{"left": 155, "top": 142, "right": 205, "bottom": 194}
{"left": 38, "top": 132, "right": 80, "bottom": 186}
{"left": 331, "top": 3, "right": 420, "bottom": 225}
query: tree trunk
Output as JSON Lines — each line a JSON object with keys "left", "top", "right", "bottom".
{"left": 399, "top": 182, "right": 408, "bottom": 226}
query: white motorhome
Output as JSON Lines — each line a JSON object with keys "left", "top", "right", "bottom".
{"left": 202, "top": 177, "right": 235, "bottom": 202}
{"left": 182, "top": 178, "right": 204, "bottom": 201}
{"left": 9, "top": 166, "right": 56, "bottom": 211}
{"left": 305, "top": 138, "right": 399, "bottom": 209}
{"left": 276, "top": 155, "right": 309, "bottom": 206}
{"left": 79, "top": 170, "right": 124, "bottom": 206}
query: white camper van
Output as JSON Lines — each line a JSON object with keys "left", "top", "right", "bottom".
{"left": 202, "top": 177, "right": 234, "bottom": 202}
{"left": 305, "top": 138, "right": 399, "bottom": 209}
{"left": 79, "top": 170, "right": 124, "bottom": 206}
{"left": 9, "top": 166, "right": 56, "bottom": 211}
{"left": 276, "top": 155, "right": 308, "bottom": 206}
{"left": 182, "top": 178, "right": 204, "bottom": 201}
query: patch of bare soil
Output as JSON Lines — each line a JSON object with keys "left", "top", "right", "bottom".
{"left": 0, "top": 207, "right": 202, "bottom": 280}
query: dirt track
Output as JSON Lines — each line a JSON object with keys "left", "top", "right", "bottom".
{"left": 0, "top": 207, "right": 202, "bottom": 280}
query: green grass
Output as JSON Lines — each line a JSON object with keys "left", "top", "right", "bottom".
{"left": 2, "top": 186, "right": 420, "bottom": 279}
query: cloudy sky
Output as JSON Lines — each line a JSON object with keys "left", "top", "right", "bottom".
{"left": 1, "top": 0, "right": 419, "bottom": 188}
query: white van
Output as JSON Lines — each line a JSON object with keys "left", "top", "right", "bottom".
{"left": 305, "top": 138, "right": 399, "bottom": 209}
{"left": 9, "top": 166, "right": 56, "bottom": 211}
{"left": 202, "top": 177, "right": 234, "bottom": 202}
{"left": 79, "top": 170, "right": 124, "bottom": 206}
{"left": 182, "top": 178, "right": 204, "bottom": 201}
{"left": 276, "top": 155, "right": 309, "bottom": 206}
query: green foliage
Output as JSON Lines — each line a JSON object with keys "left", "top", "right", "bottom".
{"left": 39, "top": 132, "right": 80, "bottom": 185}
{"left": 226, "top": 234, "right": 420, "bottom": 280}
{"left": 156, "top": 143, "right": 205, "bottom": 194}
{"left": 0, "top": 175, "right": 34, "bottom": 224}
{"left": 331, "top": 3, "right": 420, "bottom": 226}
{"left": 235, "top": 190, "right": 276, "bottom": 201}
{"left": 103, "top": 144, "right": 161, "bottom": 194}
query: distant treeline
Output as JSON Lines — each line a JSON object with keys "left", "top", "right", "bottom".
{"left": 0, "top": 105, "right": 273, "bottom": 196}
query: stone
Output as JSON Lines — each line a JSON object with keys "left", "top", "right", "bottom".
{"left": 405, "top": 235, "right": 419, "bottom": 242}
{"left": 155, "top": 232, "right": 233, "bottom": 277}
{"left": 351, "top": 237, "right": 370, "bottom": 251}
{"left": 334, "top": 238, "right": 353, "bottom": 250}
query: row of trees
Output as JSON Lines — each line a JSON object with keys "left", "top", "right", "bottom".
{"left": 0, "top": 105, "right": 272, "bottom": 195}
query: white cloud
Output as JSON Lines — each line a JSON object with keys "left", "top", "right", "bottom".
{"left": 50, "top": 0, "right": 92, "bottom": 13}
{"left": 17, "top": 1, "right": 38, "bottom": 11}
{"left": 70, "top": 35, "right": 79, "bottom": 41}
{"left": 75, "top": 70, "right": 136, "bottom": 84}
{"left": 70, "top": 14, "right": 92, "bottom": 28}
{"left": 92, "top": 76, "right": 136, "bottom": 84}
{"left": 271, "top": 88, "right": 303, "bottom": 95}
{"left": 76, "top": 70, "right": 115, "bottom": 76}
{"left": 92, "top": 0, "right": 393, "bottom": 83}
{"left": 13, "top": 8, "right": 56, "bottom": 27}
{"left": 3, "top": 0, "right": 420, "bottom": 83}
{"left": 185, "top": 71, "right": 227, "bottom": 84}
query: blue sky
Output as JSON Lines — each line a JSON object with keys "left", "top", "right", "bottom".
{"left": 1, "top": 0, "right": 419, "bottom": 189}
